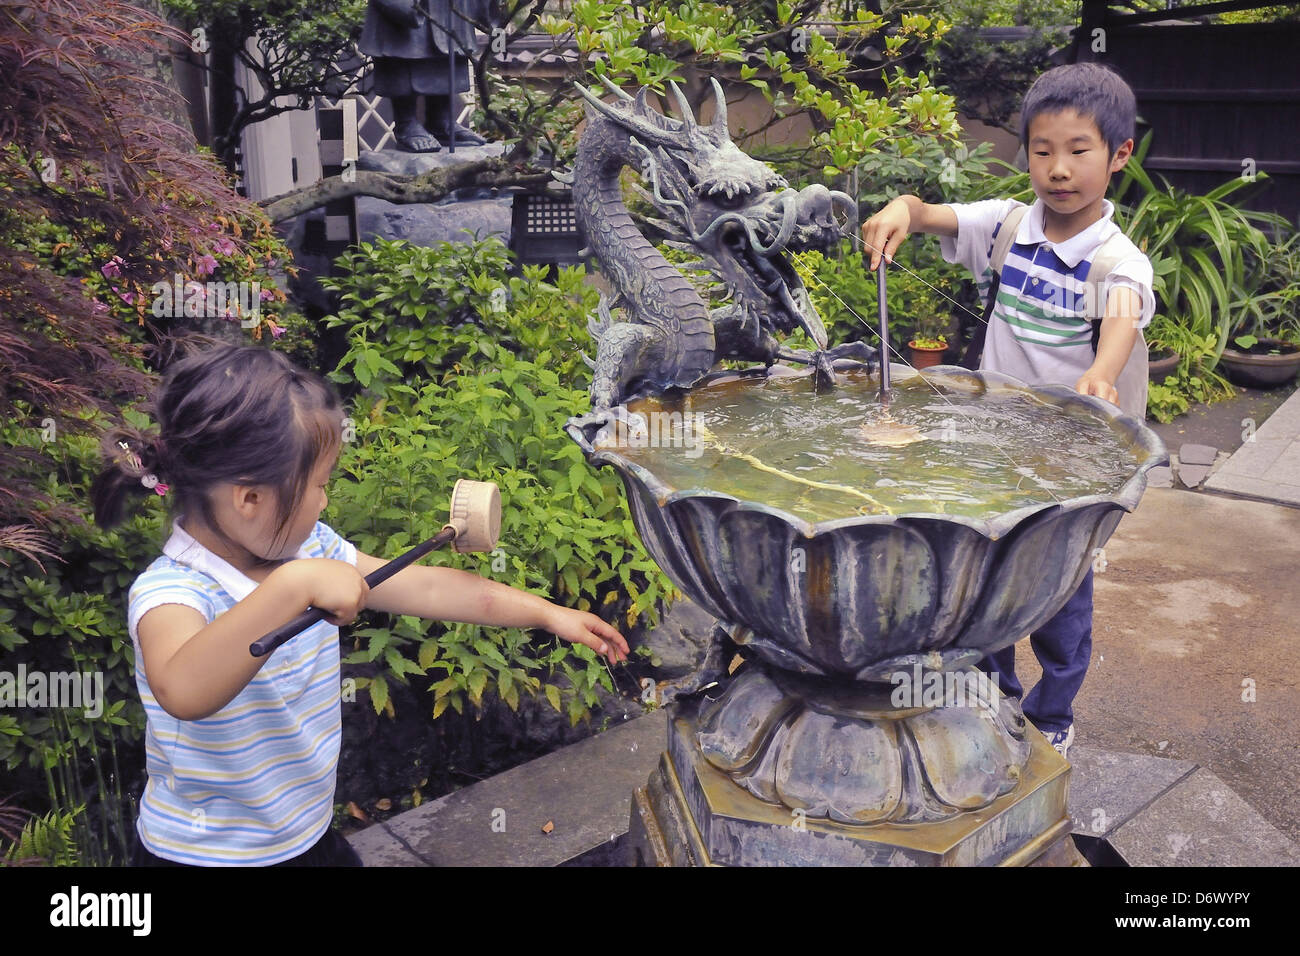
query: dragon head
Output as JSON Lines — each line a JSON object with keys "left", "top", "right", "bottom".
{"left": 577, "top": 77, "right": 856, "bottom": 350}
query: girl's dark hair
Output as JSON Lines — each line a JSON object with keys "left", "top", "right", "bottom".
{"left": 91, "top": 342, "right": 343, "bottom": 569}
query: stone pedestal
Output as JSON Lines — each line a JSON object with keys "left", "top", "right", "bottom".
{"left": 626, "top": 692, "right": 1086, "bottom": 867}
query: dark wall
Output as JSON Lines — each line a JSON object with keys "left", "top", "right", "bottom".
{"left": 1077, "top": 20, "right": 1300, "bottom": 233}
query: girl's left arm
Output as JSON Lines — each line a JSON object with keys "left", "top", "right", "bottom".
{"left": 352, "top": 550, "right": 629, "bottom": 661}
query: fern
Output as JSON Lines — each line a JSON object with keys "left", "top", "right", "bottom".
{"left": 1, "top": 807, "right": 83, "bottom": 867}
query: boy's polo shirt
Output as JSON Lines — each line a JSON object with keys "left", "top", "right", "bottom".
{"left": 126, "top": 517, "right": 356, "bottom": 865}
{"left": 939, "top": 197, "right": 1155, "bottom": 390}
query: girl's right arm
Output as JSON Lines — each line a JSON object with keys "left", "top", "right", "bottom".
{"left": 861, "top": 195, "right": 960, "bottom": 270}
{"left": 136, "top": 559, "right": 368, "bottom": 720}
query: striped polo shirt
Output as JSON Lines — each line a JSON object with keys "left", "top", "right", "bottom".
{"left": 126, "top": 517, "right": 356, "bottom": 865}
{"left": 939, "top": 197, "right": 1154, "bottom": 389}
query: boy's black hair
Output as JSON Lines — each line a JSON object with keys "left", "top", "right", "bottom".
{"left": 1019, "top": 62, "right": 1137, "bottom": 159}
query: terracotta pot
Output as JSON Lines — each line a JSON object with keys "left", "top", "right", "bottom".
{"left": 1148, "top": 350, "right": 1180, "bottom": 381}
{"left": 1218, "top": 339, "right": 1300, "bottom": 389}
{"left": 907, "top": 341, "right": 948, "bottom": 369}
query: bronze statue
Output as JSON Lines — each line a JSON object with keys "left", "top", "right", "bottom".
{"left": 359, "top": 0, "right": 493, "bottom": 151}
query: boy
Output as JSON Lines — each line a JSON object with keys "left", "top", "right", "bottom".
{"left": 860, "top": 62, "right": 1156, "bottom": 759}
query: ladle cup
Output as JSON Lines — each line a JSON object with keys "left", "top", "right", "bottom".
{"left": 857, "top": 258, "right": 924, "bottom": 447}
{"left": 249, "top": 479, "right": 502, "bottom": 657}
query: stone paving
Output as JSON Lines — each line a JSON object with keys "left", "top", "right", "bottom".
{"left": 1204, "top": 385, "right": 1300, "bottom": 506}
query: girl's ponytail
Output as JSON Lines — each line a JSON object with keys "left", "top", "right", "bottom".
{"left": 90, "top": 423, "right": 170, "bottom": 530}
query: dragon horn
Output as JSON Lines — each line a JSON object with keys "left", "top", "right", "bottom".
{"left": 633, "top": 86, "right": 651, "bottom": 116}
{"left": 596, "top": 73, "right": 634, "bottom": 102}
{"left": 667, "top": 81, "right": 697, "bottom": 134}
{"left": 574, "top": 83, "right": 682, "bottom": 149}
{"left": 710, "top": 77, "right": 729, "bottom": 136}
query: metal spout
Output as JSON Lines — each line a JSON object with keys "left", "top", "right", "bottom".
{"left": 877, "top": 260, "right": 891, "bottom": 401}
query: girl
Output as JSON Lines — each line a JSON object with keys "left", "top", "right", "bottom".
{"left": 91, "top": 342, "right": 628, "bottom": 866}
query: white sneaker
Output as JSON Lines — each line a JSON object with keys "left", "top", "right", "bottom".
{"left": 1042, "top": 724, "right": 1075, "bottom": 759}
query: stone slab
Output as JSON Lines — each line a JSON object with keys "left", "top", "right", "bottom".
{"left": 1178, "top": 443, "right": 1218, "bottom": 466}
{"left": 1203, "top": 471, "right": 1300, "bottom": 507}
{"left": 1146, "top": 465, "right": 1174, "bottom": 488}
{"left": 345, "top": 822, "right": 427, "bottom": 866}
{"left": 1066, "top": 745, "right": 1197, "bottom": 839}
{"left": 1262, "top": 441, "right": 1300, "bottom": 482}
{"left": 355, "top": 196, "right": 513, "bottom": 247}
{"left": 349, "top": 710, "right": 666, "bottom": 866}
{"left": 1106, "top": 767, "right": 1300, "bottom": 866}
{"left": 1204, "top": 385, "right": 1300, "bottom": 505}
{"left": 1176, "top": 462, "right": 1212, "bottom": 488}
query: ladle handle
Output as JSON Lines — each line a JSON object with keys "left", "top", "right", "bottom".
{"left": 249, "top": 479, "right": 500, "bottom": 658}
{"left": 249, "top": 527, "right": 458, "bottom": 658}
{"left": 877, "top": 259, "right": 891, "bottom": 397}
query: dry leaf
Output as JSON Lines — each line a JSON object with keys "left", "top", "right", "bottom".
{"left": 541, "top": 820, "right": 554, "bottom": 834}
{"left": 375, "top": 798, "right": 392, "bottom": 811}
{"left": 346, "top": 801, "right": 369, "bottom": 822}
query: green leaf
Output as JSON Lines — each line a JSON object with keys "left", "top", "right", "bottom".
{"left": 467, "top": 669, "right": 488, "bottom": 704}
{"left": 369, "top": 675, "right": 389, "bottom": 715}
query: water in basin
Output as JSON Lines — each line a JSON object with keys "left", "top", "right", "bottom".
{"left": 603, "top": 368, "right": 1146, "bottom": 522}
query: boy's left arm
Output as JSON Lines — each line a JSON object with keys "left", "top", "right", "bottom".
{"left": 351, "top": 550, "right": 628, "bottom": 661}
{"left": 1074, "top": 284, "right": 1144, "bottom": 406}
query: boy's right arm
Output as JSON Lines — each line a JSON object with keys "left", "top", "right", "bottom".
{"left": 861, "top": 195, "right": 959, "bottom": 270}
{"left": 136, "top": 559, "right": 367, "bottom": 721}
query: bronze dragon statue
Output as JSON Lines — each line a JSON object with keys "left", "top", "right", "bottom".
{"left": 566, "top": 77, "right": 878, "bottom": 409}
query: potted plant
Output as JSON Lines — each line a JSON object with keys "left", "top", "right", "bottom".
{"left": 1219, "top": 333, "right": 1300, "bottom": 388}
{"left": 1144, "top": 313, "right": 1181, "bottom": 380}
{"left": 1219, "top": 231, "right": 1300, "bottom": 388}
{"left": 907, "top": 313, "right": 951, "bottom": 368}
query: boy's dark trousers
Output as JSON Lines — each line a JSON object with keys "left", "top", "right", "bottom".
{"left": 977, "top": 568, "right": 1094, "bottom": 735}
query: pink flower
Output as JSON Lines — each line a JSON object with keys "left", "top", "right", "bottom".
{"left": 259, "top": 287, "right": 275, "bottom": 302}
{"left": 195, "top": 254, "right": 218, "bottom": 277}
{"left": 269, "top": 321, "right": 285, "bottom": 339}
{"left": 91, "top": 300, "right": 108, "bottom": 314}
{"left": 212, "top": 236, "right": 236, "bottom": 256}
{"left": 100, "top": 256, "right": 125, "bottom": 279}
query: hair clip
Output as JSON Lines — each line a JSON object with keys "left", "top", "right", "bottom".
{"left": 118, "top": 440, "right": 169, "bottom": 496}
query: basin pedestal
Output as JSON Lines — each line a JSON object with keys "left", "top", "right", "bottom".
{"left": 626, "top": 664, "right": 1086, "bottom": 867}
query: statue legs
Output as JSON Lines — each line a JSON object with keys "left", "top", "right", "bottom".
{"left": 428, "top": 94, "right": 488, "bottom": 147}
{"left": 391, "top": 94, "right": 441, "bottom": 153}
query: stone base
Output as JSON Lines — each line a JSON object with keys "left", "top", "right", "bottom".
{"left": 626, "top": 699, "right": 1086, "bottom": 866}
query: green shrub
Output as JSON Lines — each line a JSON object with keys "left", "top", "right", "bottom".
{"left": 319, "top": 237, "right": 675, "bottom": 724}
{"left": 321, "top": 236, "right": 599, "bottom": 391}
{"left": 0, "top": 402, "right": 155, "bottom": 866}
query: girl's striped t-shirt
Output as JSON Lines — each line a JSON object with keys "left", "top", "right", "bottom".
{"left": 938, "top": 197, "right": 1155, "bottom": 390}
{"left": 126, "top": 517, "right": 356, "bottom": 865}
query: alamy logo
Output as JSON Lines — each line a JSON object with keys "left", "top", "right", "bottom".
{"left": 49, "top": 886, "right": 151, "bottom": 936}
{"left": 151, "top": 273, "right": 262, "bottom": 327}
{"left": 889, "top": 663, "right": 999, "bottom": 719}
{"left": 0, "top": 665, "right": 103, "bottom": 718}
{"left": 594, "top": 410, "right": 706, "bottom": 459}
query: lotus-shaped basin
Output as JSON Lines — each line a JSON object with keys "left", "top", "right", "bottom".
{"left": 566, "top": 363, "right": 1168, "bottom": 681}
